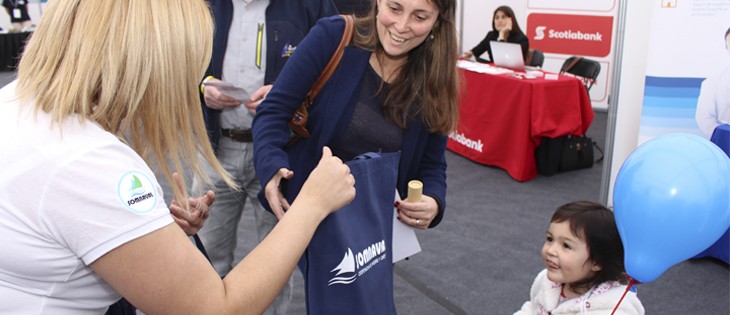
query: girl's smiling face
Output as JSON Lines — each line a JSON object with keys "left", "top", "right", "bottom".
{"left": 541, "top": 221, "right": 601, "bottom": 293}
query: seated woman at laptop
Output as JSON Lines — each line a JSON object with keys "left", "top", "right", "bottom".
{"left": 462, "top": 5, "right": 529, "bottom": 63}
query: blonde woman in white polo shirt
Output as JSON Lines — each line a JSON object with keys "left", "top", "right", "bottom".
{"left": 0, "top": 1, "right": 355, "bottom": 314}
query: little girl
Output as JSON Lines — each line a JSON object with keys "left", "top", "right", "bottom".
{"left": 515, "top": 201, "right": 644, "bottom": 314}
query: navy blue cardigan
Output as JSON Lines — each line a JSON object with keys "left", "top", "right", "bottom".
{"left": 252, "top": 16, "right": 447, "bottom": 227}
{"left": 202, "top": 0, "right": 338, "bottom": 147}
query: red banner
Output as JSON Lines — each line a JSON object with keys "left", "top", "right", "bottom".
{"left": 526, "top": 13, "right": 614, "bottom": 57}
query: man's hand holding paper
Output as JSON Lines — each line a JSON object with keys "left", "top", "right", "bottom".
{"left": 202, "top": 78, "right": 250, "bottom": 110}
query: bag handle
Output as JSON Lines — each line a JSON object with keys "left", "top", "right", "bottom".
{"left": 303, "top": 15, "right": 355, "bottom": 108}
{"left": 592, "top": 140, "right": 604, "bottom": 163}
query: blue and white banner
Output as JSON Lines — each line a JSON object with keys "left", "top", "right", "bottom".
{"left": 638, "top": 0, "right": 730, "bottom": 144}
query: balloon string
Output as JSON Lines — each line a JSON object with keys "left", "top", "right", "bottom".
{"left": 611, "top": 277, "right": 638, "bottom": 315}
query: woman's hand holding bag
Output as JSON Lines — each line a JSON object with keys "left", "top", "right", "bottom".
{"left": 294, "top": 147, "right": 356, "bottom": 217}
{"left": 266, "top": 147, "right": 356, "bottom": 220}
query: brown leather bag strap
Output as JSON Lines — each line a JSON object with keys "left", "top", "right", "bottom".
{"left": 285, "top": 15, "right": 355, "bottom": 147}
{"left": 562, "top": 56, "right": 583, "bottom": 73}
{"left": 303, "top": 14, "right": 355, "bottom": 105}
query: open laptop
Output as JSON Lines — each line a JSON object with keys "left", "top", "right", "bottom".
{"left": 490, "top": 41, "right": 525, "bottom": 71}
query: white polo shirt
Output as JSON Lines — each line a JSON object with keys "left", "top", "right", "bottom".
{"left": 0, "top": 81, "right": 174, "bottom": 314}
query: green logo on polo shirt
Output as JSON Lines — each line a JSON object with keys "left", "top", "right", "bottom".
{"left": 117, "top": 171, "right": 157, "bottom": 214}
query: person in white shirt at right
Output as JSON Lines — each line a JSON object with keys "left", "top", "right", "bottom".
{"left": 695, "top": 27, "right": 730, "bottom": 138}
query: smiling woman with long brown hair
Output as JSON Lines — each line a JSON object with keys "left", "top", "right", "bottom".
{"left": 252, "top": 0, "right": 459, "bottom": 312}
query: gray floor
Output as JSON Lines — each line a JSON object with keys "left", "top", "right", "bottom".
{"left": 2, "top": 71, "right": 728, "bottom": 314}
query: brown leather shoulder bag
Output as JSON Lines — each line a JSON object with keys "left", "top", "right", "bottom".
{"left": 287, "top": 14, "right": 355, "bottom": 146}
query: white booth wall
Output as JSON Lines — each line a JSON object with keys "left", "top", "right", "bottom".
{"left": 606, "top": 0, "right": 729, "bottom": 205}
{"left": 602, "top": 0, "right": 652, "bottom": 206}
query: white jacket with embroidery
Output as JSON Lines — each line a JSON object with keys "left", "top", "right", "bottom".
{"left": 514, "top": 269, "right": 645, "bottom": 315}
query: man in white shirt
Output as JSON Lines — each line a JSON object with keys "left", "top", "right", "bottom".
{"left": 197, "top": 1, "right": 338, "bottom": 314}
{"left": 696, "top": 27, "right": 730, "bottom": 138}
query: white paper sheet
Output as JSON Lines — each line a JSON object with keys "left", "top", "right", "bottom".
{"left": 203, "top": 81, "right": 251, "bottom": 102}
{"left": 392, "top": 191, "right": 422, "bottom": 263}
{"left": 457, "top": 59, "right": 514, "bottom": 75}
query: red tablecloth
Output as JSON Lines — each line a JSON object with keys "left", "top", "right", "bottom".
{"left": 447, "top": 69, "right": 594, "bottom": 181}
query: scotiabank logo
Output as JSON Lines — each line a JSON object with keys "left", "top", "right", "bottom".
{"left": 534, "top": 26, "right": 603, "bottom": 41}
{"left": 527, "top": 13, "right": 613, "bottom": 57}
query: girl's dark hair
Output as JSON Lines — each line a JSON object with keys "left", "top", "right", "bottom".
{"left": 351, "top": 0, "right": 460, "bottom": 134}
{"left": 551, "top": 201, "right": 627, "bottom": 291}
{"left": 492, "top": 5, "right": 524, "bottom": 37}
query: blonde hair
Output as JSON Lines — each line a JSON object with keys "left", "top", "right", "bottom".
{"left": 16, "top": 0, "right": 236, "bottom": 203}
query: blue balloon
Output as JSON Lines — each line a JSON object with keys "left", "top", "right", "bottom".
{"left": 613, "top": 133, "right": 730, "bottom": 283}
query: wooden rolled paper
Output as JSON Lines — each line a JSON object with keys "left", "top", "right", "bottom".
{"left": 406, "top": 180, "right": 423, "bottom": 202}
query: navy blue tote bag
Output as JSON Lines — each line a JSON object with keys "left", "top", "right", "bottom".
{"left": 303, "top": 152, "right": 399, "bottom": 315}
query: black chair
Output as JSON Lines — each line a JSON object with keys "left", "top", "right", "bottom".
{"left": 559, "top": 56, "right": 600, "bottom": 92}
{"left": 526, "top": 49, "right": 544, "bottom": 68}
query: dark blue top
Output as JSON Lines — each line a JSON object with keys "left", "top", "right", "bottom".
{"left": 252, "top": 16, "right": 448, "bottom": 227}
{"left": 330, "top": 64, "right": 403, "bottom": 160}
